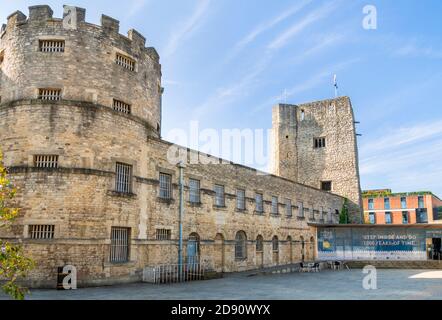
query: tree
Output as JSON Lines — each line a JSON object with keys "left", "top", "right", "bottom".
{"left": 0, "top": 150, "right": 34, "bottom": 300}
{"left": 339, "top": 198, "right": 350, "bottom": 224}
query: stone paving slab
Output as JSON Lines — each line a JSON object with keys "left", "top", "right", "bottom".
{"left": 1, "top": 269, "right": 442, "bottom": 300}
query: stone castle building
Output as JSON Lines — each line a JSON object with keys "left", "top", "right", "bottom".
{"left": 0, "top": 5, "right": 361, "bottom": 287}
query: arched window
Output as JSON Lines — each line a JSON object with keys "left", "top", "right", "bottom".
{"left": 272, "top": 236, "right": 279, "bottom": 252}
{"left": 256, "top": 235, "right": 264, "bottom": 252}
{"left": 235, "top": 231, "right": 247, "bottom": 260}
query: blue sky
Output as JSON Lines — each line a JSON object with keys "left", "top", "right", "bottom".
{"left": 2, "top": 0, "right": 442, "bottom": 196}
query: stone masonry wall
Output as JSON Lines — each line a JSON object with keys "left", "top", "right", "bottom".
{"left": 0, "top": 5, "right": 162, "bottom": 136}
{"left": 272, "top": 97, "right": 363, "bottom": 222}
{"left": 0, "top": 5, "right": 347, "bottom": 288}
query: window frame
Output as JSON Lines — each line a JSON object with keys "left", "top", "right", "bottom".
{"left": 313, "top": 137, "right": 326, "bottom": 149}
{"left": 321, "top": 181, "right": 332, "bottom": 192}
{"left": 188, "top": 178, "right": 201, "bottom": 204}
{"left": 110, "top": 227, "right": 131, "bottom": 263}
{"left": 418, "top": 196, "right": 425, "bottom": 209}
{"left": 271, "top": 196, "right": 279, "bottom": 215}
{"left": 28, "top": 224, "right": 55, "bottom": 240}
{"left": 368, "top": 212, "right": 376, "bottom": 224}
{"left": 402, "top": 211, "right": 409, "bottom": 224}
{"left": 235, "top": 231, "right": 247, "bottom": 260}
{"left": 368, "top": 198, "right": 374, "bottom": 210}
{"left": 384, "top": 197, "right": 390, "bottom": 210}
{"left": 272, "top": 236, "right": 279, "bottom": 252}
{"left": 214, "top": 184, "right": 225, "bottom": 207}
{"left": 285, "top": 199, "right": 292, "bottom": 217}
{"left": 159, "top": 172, "right": 172, "bottom": 199}
{"left": 236, "top": 189, "right": 246, "bottom": 211}
{"left": 256, "top": 235, "right": 264, "bottom": 252}
{"left": 385, "top": 212, "right": 392, "bottom": 224}
{"left": 38, "top": 39, "right": 65, "bottom": 53}
{"left": 34, "top": 154, "right": 59, "bottom": 168}
{"left": 255, "top": 193, "right": 264, "bottom": 214}
{"left": 115, "top": 162, "right": 132, "bottom": 194}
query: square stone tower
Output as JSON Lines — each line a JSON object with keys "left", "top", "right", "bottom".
{"left": 271, "top": 96, "right": 363, "bottom": 221}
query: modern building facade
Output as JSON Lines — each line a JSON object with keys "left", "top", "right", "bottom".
{"left": 362, "top": 189, "right": 442, "bottom": 225}
{"left": 0, "top": 5, "right": 362, "bottom": 288}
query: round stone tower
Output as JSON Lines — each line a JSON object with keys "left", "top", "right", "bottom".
{"left": 0, "top": 5, "right": 163, "bottom": 287}
{"left": 0, "top": 5, "right": 162, "bottom": 135}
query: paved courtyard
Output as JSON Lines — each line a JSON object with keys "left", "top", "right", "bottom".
{"left": 2, "top": 269, "right": 442, "bottom": 300}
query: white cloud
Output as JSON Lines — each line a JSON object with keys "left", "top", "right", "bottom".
{"left": 163, "top": 0, "right": 211, "bottom": 58}
{"left": 252, "top": 57, "right": 359, "bottom": 113}
{"left": 230, "top": 0, "right": 312, "bottom": 56}
{"left": 192, "top": 53, "right": 272, "bottom": 119}
{"left": 394, "top": 41, "right": 442, "bottom": 59}
{"left": 267, "top": 0, "right": 340, "bottom": 51}
{"left": 360, "top": 119, "right": 442, "bottom": 195}
{"left": 125, "top": 0, "right": 150, "bottom": 19}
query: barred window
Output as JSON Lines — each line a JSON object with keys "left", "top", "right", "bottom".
{"left": 113, "top": 99, "right": 131, "bottom": 114}
{"left": 236, "top": 189, "right": 246, "bottom": 210}
{"left": 235, "top": 231, "right": 247, "bottom": 260}
{"left": 110, "top": 227, "right": 130, "bottom": 263}
{"left": 314, "top": 137, "right": 326, "bottom": 148}
{"left": 115, "top": 53, "right": 135, "bottom": 71}
{"left": 29, "top": 225, "right": 55, "bottom": 239}
{"left": 34, "top": 155, "right": 59, "bottom": 168}
{"left": 156, "top": 229, "right": 171, "bottom": 240}
{"left": 189, "top": 179, "right": 201, "bottom": 203}
{"left": 285, "top": 199, "right": 292, "bottom": 217}
{"left": 115, "top": 162, "right": 132, "bottom": 194}
{"left": 255, "top": 193, "right": 264, "bottom": 213}
{"left": 39, "top": 40, "right": 65, "bottom": 53}
{"left": 38, "top": 88, "right": 61, "bottom": 101}
{"left": 214, "top": 184, "right": 225, "bottom": 207}
{"left": 159, "top": 173, "right": 172, "bottom": 199}
{"left": 272, "top": 236, "right": 279, "bottom": 252}
{"left": 256, "top": 235, "right": 263, "bottom": 252}
{"left": 271, "top": 196, "right": 279, "bottom": 215}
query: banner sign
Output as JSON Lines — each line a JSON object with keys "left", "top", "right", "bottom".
{"left": 317, "top": 227, "right": 429, "bottom": 261}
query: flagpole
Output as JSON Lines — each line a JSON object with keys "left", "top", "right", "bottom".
{"left": 334, "top": 74, "right": 338, "bottom": 98}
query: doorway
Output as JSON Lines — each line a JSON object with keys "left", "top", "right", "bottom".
{"left": 430, "top": 238, "right": 441, "bottom": 260}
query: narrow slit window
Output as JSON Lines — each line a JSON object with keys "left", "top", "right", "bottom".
{"left": 112, "top": 99, "right": 131, "bottom": 114}
{"left": 38, "top": 88, "right": 62, "bottom": 101}
{"left": 115, "top": 53, "right": 135, "bottom": 71}
{"left": 39, "top": 40, "right": 65, "bottom": 53}
{"left": 34, "top": 155, "right": 59, "bottom": 168}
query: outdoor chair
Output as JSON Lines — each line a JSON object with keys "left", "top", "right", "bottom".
{"left": 299, "top": 262, "right": 309, "bottom": 272}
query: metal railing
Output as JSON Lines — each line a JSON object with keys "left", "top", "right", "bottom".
{"left": 143, "top": 261, "right": 205, "bottom": 284}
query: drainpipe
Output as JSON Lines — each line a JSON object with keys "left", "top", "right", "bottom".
{"left": 178, "top": 161, "right": 185, "bottom": 280}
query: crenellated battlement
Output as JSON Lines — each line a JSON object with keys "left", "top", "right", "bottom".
{"left": 2, "top": 5, "right": 155, "bottom": 59}
{"left": 0, "top": 5, "right": 162, "bottom": 137}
